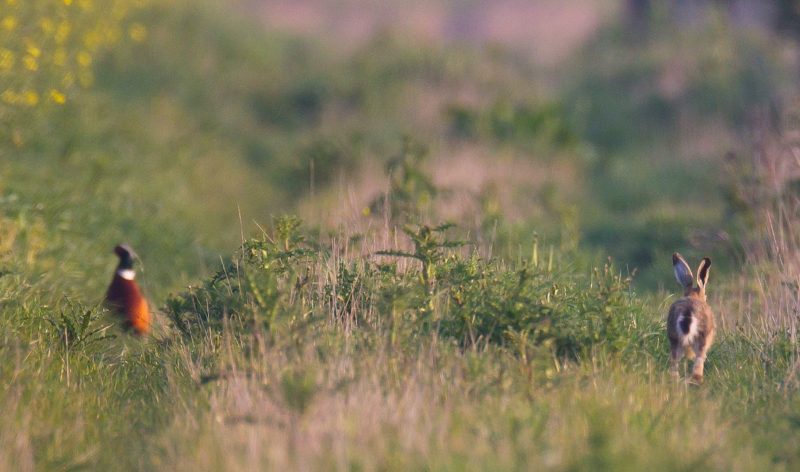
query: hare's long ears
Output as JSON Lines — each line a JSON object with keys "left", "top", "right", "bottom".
{"left": 696, "top": 257, "right": 711, "bottom": 290}
{"left": 673, "top": 253, "right": 694, "bottom": 288}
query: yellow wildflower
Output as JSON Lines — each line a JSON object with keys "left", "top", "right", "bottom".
{"left": 0, "top": 49, "right": 14, "bottom": 70}
{"left": 55, "top": 22, "right": 71, "bottom": 44}
{"left": 1, "top": 89, "right": 18, "bottom": 105}
{"left": 63, "top": 0, "right": 73, "bottom": 5}
{"left": 23, "top": 55, "right": 38, "bottom": 71}
{"left": 23, "top": 90, "right": 39, "bottom": 106}
{"left": 1, "top": 16, "right": 16, "bottom": 31}
{"left": 26, "top": 44, "right": 41, "bottom": 58}
{"left": 77, "top": 51, "right": 92, "bottom": 67}
{"left": 49, "top": 89, "right": 66, "bottom": 104}
{"left": 83, "top": 30, "right": 101, "bottom": 50}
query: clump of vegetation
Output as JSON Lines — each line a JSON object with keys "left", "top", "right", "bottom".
{"left": 446, "top": 99, "right": 578, "bottom": 151}
{"left": 439, "top": 258, "right": 648, "bottom": 356}
{"left": 368, "top": 137, "right": 438, "bottom": 221}
{"left": 166, "top": 215, "right": 318, "bottom": 336}
{"left": 167, "top": 217, "right": 651, "bottom": 363}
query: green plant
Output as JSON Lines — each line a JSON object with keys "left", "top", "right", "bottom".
{"left": 166, "top": 215, "right": 317, "bottom": 336}
{"left": 369, "top": 137, "right": 438, "bottom": 221}
{"left": 46, "top": 301, "right": 114, "bottom": 352}
{"left": 446, "top": 99, "right": 578, "bottom": 151}
{"left": 376, "top": 223, "right": 464, "bottom": 312}
{"left": 323, "top": 261, "right": 367, "bottom": 325}
{"left": 280, "top": 367, "right": 318, "bottom": 416}
{"left": 437, "top": 255, "right": 648, "bottom": 356}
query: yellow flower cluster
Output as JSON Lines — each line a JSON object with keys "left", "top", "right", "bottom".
{"left": 0, "top": 0, "right": 149, "bottom": 108}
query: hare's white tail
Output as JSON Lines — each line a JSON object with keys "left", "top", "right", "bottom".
{"left": 675, "top": 312, "right": 698, "bottom": 345}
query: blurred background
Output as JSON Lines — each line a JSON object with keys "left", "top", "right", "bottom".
{"left": 2, "top": 0, "right": 800, "bottom": 298}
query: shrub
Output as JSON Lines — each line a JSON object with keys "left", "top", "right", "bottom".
{"left": 437, "top": 256, "right": 646, "bottom": 356}
{"left": 445, "top": 99, "right": 578, "bottom": 150}
{"left": 166, "top": 215, "right": 318, "bottom": 336}
{"left": 168, "top": 217, "right": 650, "bottom": 360}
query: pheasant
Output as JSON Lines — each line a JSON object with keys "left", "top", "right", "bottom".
{"left": 105, "top": 244, "right": 150, "bottom": 336}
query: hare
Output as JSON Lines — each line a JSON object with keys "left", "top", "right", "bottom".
{"left": 667, "top": 253, "right": 714, "bottom": 384}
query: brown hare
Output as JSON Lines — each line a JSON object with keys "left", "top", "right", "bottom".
{"left": 667, "top": 253, "right": 714, "bottom": 384}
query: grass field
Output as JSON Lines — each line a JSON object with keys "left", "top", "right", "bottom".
{"left": 1, "top": 0, "right": 800, "bottom": 470}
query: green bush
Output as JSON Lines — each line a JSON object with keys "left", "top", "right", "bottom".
{"left": 168, "top": 217, "right": 651, "bottom": 360}
{"left": 438, "top": 258, "right": 648, "bottom": 356}
{"left": 166, "top": 216, "right": 318, "bottom": 336}
{"left": 445, "top": 99, "right": 578, "bottom": 151}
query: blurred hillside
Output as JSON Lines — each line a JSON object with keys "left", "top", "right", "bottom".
{"left": 243, "top": 0, "right": 800, "bottom": 287}
{"left": 250, "top": 0, "right": 615, "bottom": 65}
{"left": 2, "top": 0, "right": 798, "bottom": 299}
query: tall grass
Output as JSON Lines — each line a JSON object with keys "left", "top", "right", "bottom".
{"left": 154, "top": 336, "right": 780, "bottom": 471}
{"left": 718, "top": 109, "right": 800, "bottom": 389}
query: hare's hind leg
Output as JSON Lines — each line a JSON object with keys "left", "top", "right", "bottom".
{"left": 690, "top": 334, "right": 711, "bottom": 384}
{"left": 669, "top": 339, "right": 682, "bottom": 379}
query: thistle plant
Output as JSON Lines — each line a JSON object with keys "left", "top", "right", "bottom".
{"left": 376, "top": 223, "right": 465, "bottom": 313}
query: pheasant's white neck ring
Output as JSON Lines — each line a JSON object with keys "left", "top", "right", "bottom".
{"left": 117, "top": 269, "right": 136, "bottom": 280}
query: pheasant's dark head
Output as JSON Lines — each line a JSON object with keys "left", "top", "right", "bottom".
{"left": 114, "top": 244, "right": 137, "bottom": 270}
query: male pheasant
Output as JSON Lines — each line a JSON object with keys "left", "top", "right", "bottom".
{"left": 105, "top": 244, "right": 150, "bottom": 336}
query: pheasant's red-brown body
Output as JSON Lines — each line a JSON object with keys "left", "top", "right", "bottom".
{"left": 106, "top": 273, "right": 150, "bottom": 335}
{"left": 105, "top": 244, "right": 150, "bottom": 336}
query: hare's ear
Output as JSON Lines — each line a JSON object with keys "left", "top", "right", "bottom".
{"left": 696, "top": 257, "right": 711, "bottom": 290}
{"left": 673, "top": 253, "right": 694, "bottom": 288}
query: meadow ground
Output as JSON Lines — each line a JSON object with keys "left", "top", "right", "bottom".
{"left": 1, "top": 0, "right": 799, "bottom": 470}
